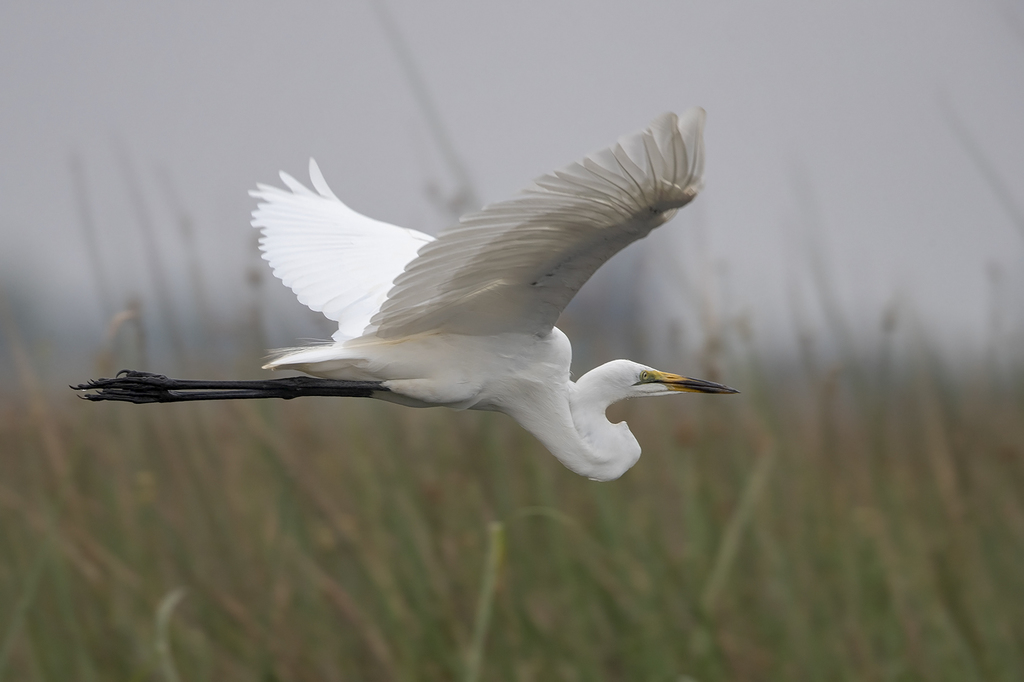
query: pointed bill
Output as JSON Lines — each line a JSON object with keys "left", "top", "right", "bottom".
{"left": 647, "top": 371, "right": 739, "bottom": 394}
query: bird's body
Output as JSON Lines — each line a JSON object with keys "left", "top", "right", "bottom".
{"left": 79, "top": 108, "right": 737, "bottom": 480}
{"left": 280, "top": 327, "right": 641, "bottom": 478}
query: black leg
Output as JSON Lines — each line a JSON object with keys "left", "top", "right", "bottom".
{"left": 72, "top": 370, "right": 388, "bottom": 404}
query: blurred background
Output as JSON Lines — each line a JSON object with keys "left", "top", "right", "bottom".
{"left": 1, "top": 1, "right": 1022, "bottom": 680}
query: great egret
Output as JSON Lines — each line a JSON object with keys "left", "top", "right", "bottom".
{"left": 77, "top": 108, "right": 737, "bottom": 481}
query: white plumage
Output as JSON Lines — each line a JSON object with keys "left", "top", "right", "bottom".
{"left": 248, "top": 109, "right": 737, "bottom": 480}
{"left": 251, "top": 163, "right": 432, "bottom": 341}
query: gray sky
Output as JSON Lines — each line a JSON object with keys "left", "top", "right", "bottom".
{"left": 2, "top": 0, "right": 1023, "bottom": 375}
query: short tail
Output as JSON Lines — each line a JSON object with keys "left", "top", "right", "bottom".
{"left": 262, "top": 344, "right": 346, "bottom": 371}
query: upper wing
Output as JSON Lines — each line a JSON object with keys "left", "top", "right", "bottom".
{"left": 250, "top": 159, "right": 433, "bottom": 342}
{"left": 364, "top": 109, "right": 706, "bottom": 340}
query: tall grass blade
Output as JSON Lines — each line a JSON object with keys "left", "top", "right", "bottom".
{"left": 701, "top": 443, "right": 776, "bottom": 614}
{"left": 113, "top": 146, "right": 187, "bottom": 367}
{"left": 1, "top": 292, "right": 73, "bottom": 495}
{"left": 465, "top": 521, "right": 504, "bottom": 682}
{"left": 154, "top": 588, "right": 187, "bottom": 682}
{"left": 369, "top": 0, "right": 480, "bottom": 220}
{"left": 69, "top": 153, "right": 115, "bottom": 319}
{"left": 155, "top": 166, "right": 217, "bottom": 347}
{"left": 938, "top": 96, "right": 1024, "bottom": 242}
{"left": 0, "top": 542, "right": 47, "bottom": 681}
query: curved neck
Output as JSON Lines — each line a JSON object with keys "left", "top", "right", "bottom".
{"left": 506, "top": 364, "right": 640, "bottom": 481}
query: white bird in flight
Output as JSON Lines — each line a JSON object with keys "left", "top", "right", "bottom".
{"left": 79, "top": 108, "right": 737, "bottom": 481}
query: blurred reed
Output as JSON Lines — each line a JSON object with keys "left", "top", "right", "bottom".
{"left": 1, "top": 289, "right": 1022, "bottom": 679}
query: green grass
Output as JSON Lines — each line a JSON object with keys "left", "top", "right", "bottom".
{"left": 0, "top": 346, "right": 1022, "bottom": 681}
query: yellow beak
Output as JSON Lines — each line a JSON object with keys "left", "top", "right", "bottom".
{"left": 650, "top": 371, "right": 739, "bottom": 394}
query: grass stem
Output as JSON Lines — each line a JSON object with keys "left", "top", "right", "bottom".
{"left": 154, "top": 588, "right": 187, "bottom": 682}
{"left": 701, "top": 444, "right": 776, "bottom": 615}
{"left": 465, "top": 521, "right": 504, "bottom": 682}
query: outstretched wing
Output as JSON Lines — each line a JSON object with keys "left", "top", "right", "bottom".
{"left": 250, "top": 159, "right": 433, "bottom": 342}
{"left": 365, "top": 108, "right": 706, "bottom": 340}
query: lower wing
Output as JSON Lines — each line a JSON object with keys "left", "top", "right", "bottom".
{"left": 250, "top": 159, "right": 433, "bottom": 342}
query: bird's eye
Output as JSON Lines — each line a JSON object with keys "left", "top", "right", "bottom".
{"left": 640, "top": 371, "right": 650, "bottom": 381}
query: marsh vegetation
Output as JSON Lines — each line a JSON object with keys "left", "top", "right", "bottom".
{"left": 1, "top": 321, "right": 1022, "bottom": 680}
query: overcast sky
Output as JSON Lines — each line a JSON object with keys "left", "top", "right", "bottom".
{"left": 2, "top": 0, "right": 1022, "bottom": 377}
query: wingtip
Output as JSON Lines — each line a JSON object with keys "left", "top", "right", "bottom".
{"left": 677, "top": 106, "right": 707, "bottom": 135}
{"left": 308, "top": 158, "right": 339, "bottom": 200}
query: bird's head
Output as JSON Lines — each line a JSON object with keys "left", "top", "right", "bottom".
{"left": 630, "top": 364, "right": 738, "bottom": 397}
{"left": 576, "top": 359, "right": 738, "bottom": 407}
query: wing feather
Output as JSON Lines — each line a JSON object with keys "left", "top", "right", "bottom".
{"left": 364, "top": 109, "right": 706, "bottom": 339}
{"left": 250, "top": 159, "right": 433, "bottom": 342}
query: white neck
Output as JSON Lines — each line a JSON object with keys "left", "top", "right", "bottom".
{"left": 506, "top": 362, "right": 641, "bottom": 481}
